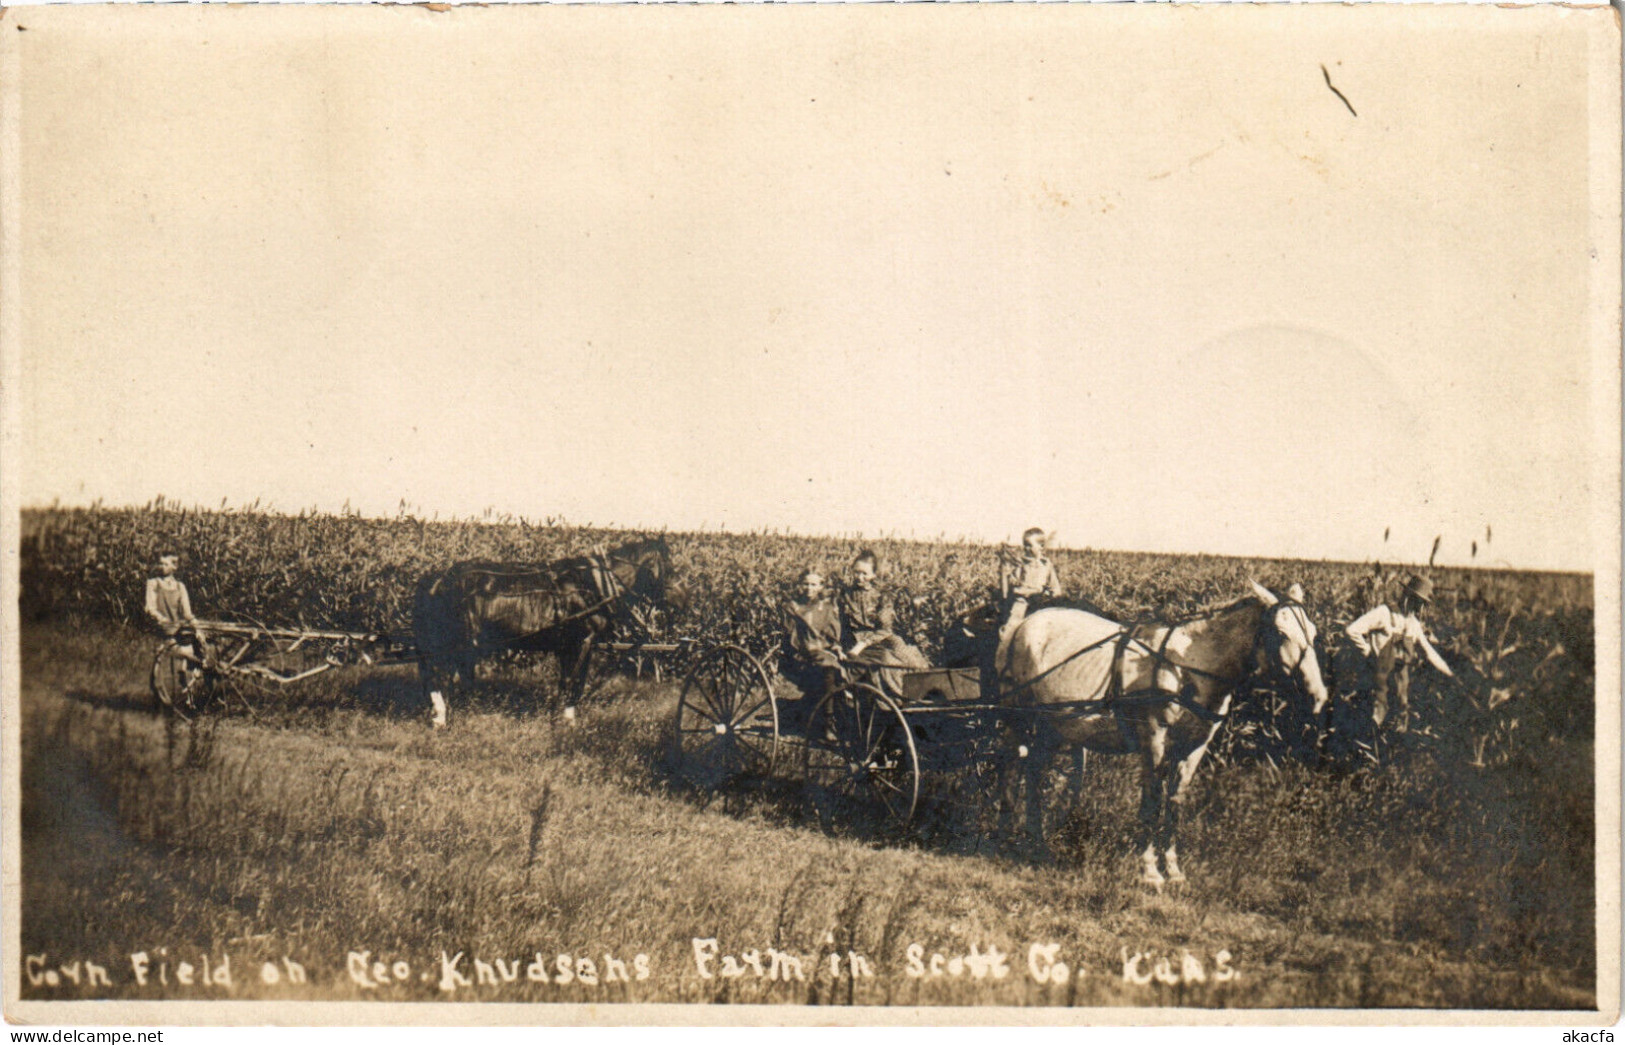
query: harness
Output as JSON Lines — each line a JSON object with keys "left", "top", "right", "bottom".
{"left": 453, "top": 549, "right": 662, "bottom": 650}
{"left": 999, "top": 599, "right": 1313, "bottom": 751}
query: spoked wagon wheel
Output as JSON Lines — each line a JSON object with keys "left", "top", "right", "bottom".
{"left": 803, "top": 682, "right": 920, "bottom": 833}
{"left": 150, "top": 639, "right": 211, "bottom": 720}
{"left": 672, "top": 644, "right": 779, "bottom": 791}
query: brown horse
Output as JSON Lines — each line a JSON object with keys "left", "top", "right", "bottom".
{"left": 412, "top": 536, "right": 683, "bottom": 728}
{"left": 999, "top": 581, "right": 1328, "bottom": 885}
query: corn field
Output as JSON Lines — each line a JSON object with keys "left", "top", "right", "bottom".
{"left": 20, "top": 500, "right": 1594, "bottom": 773}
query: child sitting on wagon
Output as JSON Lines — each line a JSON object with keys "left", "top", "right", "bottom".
{"left": 838, "top": 550, "right": 929, "bottom": 699}
{"left": 778, "top": 568, "right": 844, "bottom": 728}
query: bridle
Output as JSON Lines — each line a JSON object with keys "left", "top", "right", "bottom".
{"left": 589, "top": 547, "right": 673, "bottom": 631}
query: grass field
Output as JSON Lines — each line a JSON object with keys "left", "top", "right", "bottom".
{"left": 16, "top": 506, "right": 1599, "bottom": 1009}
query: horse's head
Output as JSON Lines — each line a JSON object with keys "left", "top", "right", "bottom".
{"left": 1249, "top": 580, "right": 1329, "bottom": 715}
{"left": 615, "top": 536, "right": 688, "bottom": 614}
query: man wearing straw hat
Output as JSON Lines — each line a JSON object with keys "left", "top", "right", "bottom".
{"left": 1344, "top": 573, "right": 1454, "bottom": 733}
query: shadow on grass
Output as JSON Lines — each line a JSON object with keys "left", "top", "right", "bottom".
{"left": 61, "top": 688, "right": 155, "bottom": 716}
{"left": 347, "top": 672, "right": 433, "bottom": 718}
{"left": 227, "top": 667, "right": 554, "bottom": 725}
{"left": 629, "top": 708, "right": 1032, "bottom": 859}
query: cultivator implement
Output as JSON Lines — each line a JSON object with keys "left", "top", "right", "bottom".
{"left": 149, "top": 617, "right": 409, "bottom": 718}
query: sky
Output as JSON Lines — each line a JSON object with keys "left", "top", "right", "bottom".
{"left": 9, "top": 3, "right": 1618, "bottom": 571}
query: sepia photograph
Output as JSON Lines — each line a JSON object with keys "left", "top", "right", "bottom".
{"left": 2, "top": 1, "right": 1619, "bottom": 1025}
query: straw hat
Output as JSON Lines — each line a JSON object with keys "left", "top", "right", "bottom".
{"left": 1401, "top": 574, "right": 1434, "bottom": 604}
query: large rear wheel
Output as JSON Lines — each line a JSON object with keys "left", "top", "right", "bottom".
{"left": 672, "top": 644, "right": 779, "bottom": 790}
{"left": 804, "top": 682, "right": 920, "bottom": 832}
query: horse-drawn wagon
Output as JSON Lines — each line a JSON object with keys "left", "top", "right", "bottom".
{"left": 670, "top": 642, "right": 993, "bottom": 827}
{"left": 671, "top": 581, "right": 1330, "bottom": 885}
{"left": 146, "top": 543, "right": 1329, "bottom": 885}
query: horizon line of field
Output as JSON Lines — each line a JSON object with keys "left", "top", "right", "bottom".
{"left": 17, "top": 498, "right": 1587, "bottom": 579}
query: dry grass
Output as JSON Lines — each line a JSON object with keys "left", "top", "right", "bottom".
{"left": 20, "top": 617, "right": 1595, "bottom": 1009}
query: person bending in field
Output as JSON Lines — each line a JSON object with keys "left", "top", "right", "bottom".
{"left": 995, "top": 527, "right": 1065, "bottom": 668}
{"left": 778, "top": 568, "right": 844, "bottom": 729}
{"left": 838, "top": 550, "right": 929, "bottom": 700}
{"left": 1342, "top": 572, "right": 1454, "bottom": 734}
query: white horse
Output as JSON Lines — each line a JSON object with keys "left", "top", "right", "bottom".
{"left": 999, "top": 581, "right": 1329, "bottom": 886}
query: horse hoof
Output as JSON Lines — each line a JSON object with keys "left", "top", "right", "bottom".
{"left": 562, "top": 706, "right": 578, "bottom": 725}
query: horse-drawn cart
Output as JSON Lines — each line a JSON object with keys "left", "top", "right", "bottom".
{"left": 152, "top": 619, "right": 696, "bottom": 721}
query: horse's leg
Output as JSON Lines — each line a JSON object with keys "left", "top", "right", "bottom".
{"left": 422, "top": 658, "right": 451, "bottom": 730}
{"left": 996, "top": 721, "right": 1024, "bottom": 849}
{"left": 1022, "top": 726, "right": 1057, "bottom": 862}
{"left": 554, "top": 647, "right": 576, "bottom": 719}
{"left": 575, "top": 634, "right": 597, "bottom": 706}
{"left": 561, "top": 635, "right": 595, "bottom": 722}
{"left": 1136, "top": 724, "right": 1167, "bottom": 886}
{"left": 1066, "top": 745, "right": 1087, "bottom": 813}
{"left": 1160, "top": 739, "right": 1212, "bottom": 885}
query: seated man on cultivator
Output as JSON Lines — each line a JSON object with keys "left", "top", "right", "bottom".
{"left": 838, "top": 549, "right": 929, "bottom": 699}
{"left": 145, "top": 551, "right": 198, "bottom": 637}
{"left": 144, "top": 550, "right": 212, "bottom": 705}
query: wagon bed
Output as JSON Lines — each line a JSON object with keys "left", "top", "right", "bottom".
{"left": 671, "top": 646, "right": 1007, "bottom": 829}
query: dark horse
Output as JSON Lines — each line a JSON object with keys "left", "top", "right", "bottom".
{"left": 999, "top": 581, "right": 1328, "bottom": 886}
{"left": 412, "top": 536, "right": 683, "bottom": 728}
